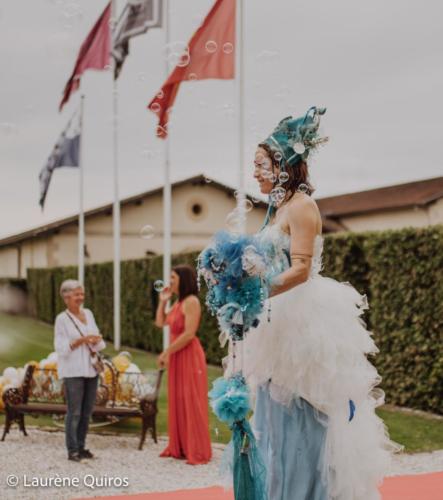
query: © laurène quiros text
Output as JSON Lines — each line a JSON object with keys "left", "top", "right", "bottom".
{"left": 4, "top": 474, "right": 129, "bottom": 489}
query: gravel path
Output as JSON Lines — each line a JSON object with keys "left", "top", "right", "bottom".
{"left": 0, "top": 428, "right": 442, "bottom": 500}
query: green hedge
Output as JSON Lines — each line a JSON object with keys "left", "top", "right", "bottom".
{"left": 27, "top": 225, "right": 443, "bottom": 414}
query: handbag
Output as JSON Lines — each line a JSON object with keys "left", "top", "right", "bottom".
{"left": 65, "top": 311, "right": 105, "bottom": 374}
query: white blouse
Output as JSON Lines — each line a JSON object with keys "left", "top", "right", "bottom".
{"left": 54, "top": 308, "right": 106, "bottom": 379}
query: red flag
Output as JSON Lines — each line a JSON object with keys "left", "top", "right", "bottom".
{"left": 59, "top": 3, "right": 111, "bottom": 111}
{"left": 148, "top": 0, "right": 235, "bottom": 138}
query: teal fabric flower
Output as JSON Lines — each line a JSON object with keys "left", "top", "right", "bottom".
{"left": 209, "top": 375, "right": 250, "bottom": 426}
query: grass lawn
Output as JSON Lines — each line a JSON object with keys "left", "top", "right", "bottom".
{"left": 1, "top": 312, "right": 442, "bottom": 452}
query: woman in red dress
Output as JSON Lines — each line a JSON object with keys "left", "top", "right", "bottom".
{"left": 155, "top": 265, "right": 212, "bottom": 465}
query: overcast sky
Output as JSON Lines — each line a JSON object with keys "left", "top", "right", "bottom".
{"left": 0, "top": 0, "right": 442, "bottom": 238}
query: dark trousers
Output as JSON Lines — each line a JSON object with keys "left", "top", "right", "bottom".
{"left": 64, "top": 376, "right": 98, "bottom": 454}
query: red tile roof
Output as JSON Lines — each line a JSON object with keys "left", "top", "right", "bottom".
{"left": 316, "top": 176, "right": 443, "bottom": 218}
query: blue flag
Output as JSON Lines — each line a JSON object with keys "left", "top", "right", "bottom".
{"left": 39, "top": 113, "right": 80, "bottom": 209}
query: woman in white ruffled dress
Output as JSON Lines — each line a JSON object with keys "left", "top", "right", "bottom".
{"left": 239, "top": 107, "right": 400, "bottom": 500}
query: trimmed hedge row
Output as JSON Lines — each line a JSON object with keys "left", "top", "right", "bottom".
{"left": 27, "top": 225, "right": 443, "bottom": 414}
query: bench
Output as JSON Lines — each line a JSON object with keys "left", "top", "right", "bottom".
{"left": 1, "top": 361, "right": 164, "bottom": 450}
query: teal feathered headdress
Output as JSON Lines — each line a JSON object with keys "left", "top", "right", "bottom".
{"left": 261, "top": 106, "right": 328, "bottom": 167}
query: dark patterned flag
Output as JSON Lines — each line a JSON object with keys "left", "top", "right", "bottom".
{"left": 39, "top": 114, "right": 80, "bottom": 209}
{"left": 113, "top": 0, "right": 162, "bottom": 79}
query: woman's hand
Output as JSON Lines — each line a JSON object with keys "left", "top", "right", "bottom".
{"left": 157, "top": 350, "right": 170, "bottom": 368}
{"left": 159, "top": 286, "right": 172, "bottom": 303}
{"left": 86, "top": 335, "right": 102, "bottom": 345}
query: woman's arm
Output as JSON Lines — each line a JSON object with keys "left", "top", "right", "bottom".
{"left": 155, "top": 287, "right": 172, "bottom": 327}
{"left": 54, "top": 315, "right": 86, "bottom": 355}
{"left": 86, "top": 310, "right": 106, "bottom": 352}
{"left": 158, "top": 296, "right": 201, "bottom": 366}
{"left": 269, "top": 197, "right": 319, "bottom": 297}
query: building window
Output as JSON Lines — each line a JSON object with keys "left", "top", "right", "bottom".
{"left": 187, "top": 198, "right": 207, "bottom": 221}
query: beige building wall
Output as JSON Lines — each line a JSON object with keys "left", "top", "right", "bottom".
{"left": 341, "top": 206, "right": 433, "bottom": 232}
{"left": 0, "top": 247, "right": 19, "bottom": 278}
{"left": 2, "top": 180, "right": 442, "bottom": 279}
{"left": 0, "top": 183, "right": 267, "bottom": 278}
{"left": 429, "top": 198, "right": 443, "bottom": 225}
{"left": 20, "top": 238, "right": 48, "bottom": 276}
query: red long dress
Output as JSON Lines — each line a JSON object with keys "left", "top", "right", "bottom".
{"left": 160, "top": 300, "right": 212, "bottom": 464}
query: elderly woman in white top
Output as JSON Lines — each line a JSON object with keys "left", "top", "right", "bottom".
{"left": 54, "top": 279, "right": 106, "bottom": 462}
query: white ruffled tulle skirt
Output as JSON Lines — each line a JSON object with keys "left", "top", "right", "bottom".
{"left": 226, "top": 274, "right": 401, "bottom": 500}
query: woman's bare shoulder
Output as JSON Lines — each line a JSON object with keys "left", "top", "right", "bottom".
{"left": 287, "top": 193, "right": 319, "bottom": 218}
{"left": 182, "top": 294, "right": 201, "bottom": 309}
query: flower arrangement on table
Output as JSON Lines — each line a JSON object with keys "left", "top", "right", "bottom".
{"left": 0, "top": 351, "right": 155, "bottom": 410}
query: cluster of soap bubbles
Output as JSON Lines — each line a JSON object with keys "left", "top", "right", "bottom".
{"left": 52, "top": 1, "right": 83, "bottom": 30}
{"left": 140, "top": 148, "right": 160, "bottom": 160}
{"left": 205, "top": 40, "right": 234, "bottom": 54}
{"left": 255, "top": 49, "right": 280, "bottom": 63}
{"left": 225, "top": 193, "right": 254, "bottom": 232}
{"left": 165, "top": 41, "right": 191, "bottom": 68}
{"left": 0, "top": 122, "right": 18, "bottom": 136}
{"left": 218, "top": 102, "right": 235, "bottom": 117}
{"left": 269, "top": 186, "right": 286, "bottom": 205}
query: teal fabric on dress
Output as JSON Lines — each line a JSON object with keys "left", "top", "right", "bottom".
{"left": 254, "top": 383, "right": 329, "bottom": 500}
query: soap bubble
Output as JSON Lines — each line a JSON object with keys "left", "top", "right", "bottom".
{"left": 244, "top": 199, "right": 253, "bottom": 213}
{"left": 156, "top": 90, "right": 164, "bottom": 99}
{"left": 226, "top": 211, "right": 245, "bottom": 233}
{"left": 141, "top": 149, "right": 157, "bottom": 159}
{"left": 150, "top": 102, "right": 161, "bottom": 113}
{"left": 223, "top": 42, "right": 234, "bottom": 54}
{"left": 297, "top": 183, "right": 309, "bottom": 194}
{"left": 188, "top": 73, "right": 198, "bottom": 81}
{"left": 165, "top": 41, "right": 190, "bottom": 67}
{"left": 156, "top": 125, "right": 167, "bottom": 137}
{"left": 0, "top": 122, "right": 18, "bottom": 136}
{"left": 177, "top": 53, "right": 191, "bottom": 67}
{"left": 274, "top": 151, "right": 283, "bottom": 162}
{"left": 255, "top": 50, "right": 279, "bottom": 63}
{"left": 270, "top": 187, "right": 286, "bottom": 205}
{"left": 292, "top": 142, "right": 306, "bottom": 154}
{"left": 279, "top": 172, "right": 290, "bottom": 183}
{"left": 205, "top": 40, "right": 218, "bottom": 53}
{"left": 140, "top": 225, "right": 155, "bottom": 239}
{"left": 269, "top": 173, "right": 277, "bottom": 183}
{"left": 204, "top": 177, "right": 212, "bottom": 184}
{"left": 63, "top": 3, "right": 82, "bottom": 20}
{"left": 219, "top": 103, "right": 234, "bottom": 117}
{"left": 154, "top": 280, "right": 164, "bottom": 292}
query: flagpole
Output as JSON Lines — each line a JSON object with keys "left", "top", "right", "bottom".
{"left": 236, "top": 0, "right": 246, "bottom": 231}
{"left": 112, "top": 0, "right": 121, "bottom": 351}
{"left": 78, "top": 95, "right": 85, "bottom": 285}
{"left": 163, "top": 0, "right": 171, "bottom": 351}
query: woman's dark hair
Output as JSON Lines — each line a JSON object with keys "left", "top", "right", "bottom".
{"left": 173, "top": 265, "right": 199, "bottom": 301}
{"left": 258, "top": 142, "right": 315, "bottom": 198}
